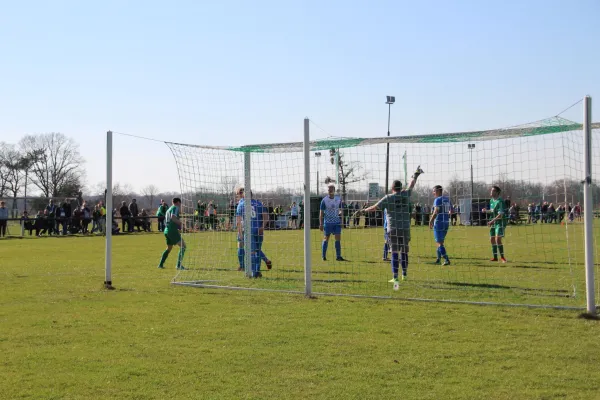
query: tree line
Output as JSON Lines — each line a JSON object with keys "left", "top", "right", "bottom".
{"left": 2, "top": 137, "right": 597, "bottom": 216}
{"left": 0, "top": 133, "right": 85, "bottom": 200}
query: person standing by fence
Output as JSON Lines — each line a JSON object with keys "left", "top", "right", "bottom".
{"left": 0, "top": 201, "right": 8, "bottom": 237}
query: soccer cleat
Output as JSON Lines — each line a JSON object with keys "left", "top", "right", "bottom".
{"left": 490, "top": 258, "right": 499, "bottom": 262}
{"left": 265, "top": 259, "right": 272, "bottom": 270}
{"left": 237, "top": 267, "right": 244, "bottom": 271}
{"left": 322, "top": 257, "right": 327, "bottom": 261}
{"left": 401, "top": 275, "right": 407, "bottom": 281}
{"left": 442, "top": 259, "right": 450, "bottom": 266}
{"left": 336, "top": 257, "right": 346, "bottom": 261}
{"left": 500, "top": 257, "right": 507, "bottom": 263}
{"left": 157, "top": 265, "right": 165, "bottom": 269}
{"left": 176, "top": 266, "right": 187, "bottom": 270}
{"left": 254, "top": 272, "right": 263, "bottom": 278}
{"left": 383, "top": 258, "right": 389, "bottom": 262}
{"left": 389, "top": 278, "right": 399, "bottom": 283}
{"left": 433, "top": 259, "right": 441, "bottom": 265}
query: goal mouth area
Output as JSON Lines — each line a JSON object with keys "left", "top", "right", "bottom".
{"left": 163, "top": 113, "right": 600, "bottom": 311}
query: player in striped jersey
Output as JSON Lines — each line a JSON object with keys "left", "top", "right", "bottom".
{"left": 319, "top": 184, "right": 345, "bottom": 261}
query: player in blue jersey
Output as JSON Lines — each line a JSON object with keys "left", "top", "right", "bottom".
{"left": 382, "top": 208, "right": 390, "bottom": 261}
{"left": 235, "top": 188, "right": 270, "bottom": 278}
{"left": 429, "top": 185, "right": 452, "bottom": 265}
{"left": 319, "top": 184, "right": 345, "bottom": 261}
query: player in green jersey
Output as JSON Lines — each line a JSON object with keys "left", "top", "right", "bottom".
{"left": 158, "top": 197, "right": 187, "bottom": 270}
{"left": 482, "top": 185, "right": 507, "bottom": 263}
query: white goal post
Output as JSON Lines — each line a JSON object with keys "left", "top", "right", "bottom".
{"left": 104, "top": 98, "right": 599, "bottom": 313}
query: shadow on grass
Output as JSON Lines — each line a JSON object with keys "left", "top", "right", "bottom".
{"left": 473, "top": 262, "right": 561, "bottom": 270}
{"left": 578, "top": 312, "right": 600, "bottom": 321}
{"left": 428, "top": 281, "right": 574, "bottom": 298}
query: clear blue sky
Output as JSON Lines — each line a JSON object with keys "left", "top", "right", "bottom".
{"left": 1, "top": 0, "right": 598, "bottom": 194}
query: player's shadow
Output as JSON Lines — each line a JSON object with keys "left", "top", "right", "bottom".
{"left": 473, "top": 262, "right": 559, "bottom": 270}
{"left": 313, "top": 270, "right": 352, "bottom": 275}
{"left": 443, "top": 282, "right": 573, "bottom": 298}
{"left": 510, "top": 264, "right": 557, "bottom": 270}
{"left": 312, "top": 278, "right": 370, "bottom": 284}
{"left": 444, "top": 282, "right": 512, "bottom": 290}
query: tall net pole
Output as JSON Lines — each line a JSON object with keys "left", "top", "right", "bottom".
{"left": 304, "top": 118, "right": 312, "bottom": 296}
{"left": 244, "top": 152, "right": 252, "bottom": 278}
{"left": 583, "top": 96, "right": 596, "bottom": 315}
{"left": 104, "top": 131, "right": 114, "bottom": 289}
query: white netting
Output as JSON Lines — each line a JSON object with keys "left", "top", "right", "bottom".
{"left": 167, "top": 118, "right": 600, "bottom": 308}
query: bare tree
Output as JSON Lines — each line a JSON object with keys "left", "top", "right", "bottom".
{"left": 325, "top": 149, "right": 369, "bottom": 203}
{"left": 0, "top": 143, "right": 12, "bottom": 198}
{"left": 111, "top": 182, "right": 134, "bottom": 208}
{"left": 141, "top": 184, "right": 159, "bottom": 209}
{"left": 0, "top": 144, "right": 24, "bottom": 216}
{"left": 219, "top": 176, "right": 239, "bottom": 197}
{"left": 19, "top": 133, "right": 85, "bottom": 198}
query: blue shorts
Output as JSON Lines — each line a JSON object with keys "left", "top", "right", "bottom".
{"left": 384, "top": 230, "right": 389, "bottom": 243}
{"left": 323, "top": 223, "right": 342, "bottom": 236}
{"left": 238, "top": 232, "right": 262, "bottom": 251}
{"left": 433, "top": 224, "right": 449, "bottom": 243}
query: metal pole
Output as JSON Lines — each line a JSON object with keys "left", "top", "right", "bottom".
{"left": 316, "top": 170, "right": 319, "bottom": 196}
{"left": 335, "top": 149, "right": 339, "bottom": 186}
{"left": 385, "top": 103, "right": 391, "bottom": 193}
{"left": 470, "top": 163, "right": 474, "bottom": 200}
{"left": 303, "top": 118, "right": 312, "bottom": 297}
{"left": 244, "top": 152, "right": 252, "bottom": 278}
{"left": 104, "top": 131, "right": 114, "bottom": 289}
{"left": 582, "top": 95, "right": 596, "bottom": 315}
{"left": 24, "top": 170, "right": 28, "bottom": 214}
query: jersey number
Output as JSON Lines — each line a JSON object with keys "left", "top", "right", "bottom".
{"left": 441, "top": 203, "right": 451, "bottom": 214}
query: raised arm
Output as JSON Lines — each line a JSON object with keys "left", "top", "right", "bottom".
{"left": 407, "top": 165, "right": 424, "bottom": 191}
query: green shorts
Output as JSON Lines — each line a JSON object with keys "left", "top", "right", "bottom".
{"left": 164, "top": 230, "right": 182, "bottom": 246}
{"left": 489, "top": 225, "right": 505, "bottom": 238}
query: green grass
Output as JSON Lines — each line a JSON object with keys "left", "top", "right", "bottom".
{"left": 175, "top": 222, "right": 600, "bottom": 307}
{"left": 1, "top": 229, "right": 600, "bottom": 399}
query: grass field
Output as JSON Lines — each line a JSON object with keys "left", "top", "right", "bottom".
{"left": 174, "top": 221, "right": 600, "bottom": 308}
{"left": 2, "top": 226, "right": 600, "bottom": 399}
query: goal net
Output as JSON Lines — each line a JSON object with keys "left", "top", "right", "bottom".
{"left": 167, "top": 117, "right": 600, "bottom": 308}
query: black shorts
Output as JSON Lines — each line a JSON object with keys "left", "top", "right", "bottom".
{"left": 291, "top": 215, "right": 298, "bottom": 221}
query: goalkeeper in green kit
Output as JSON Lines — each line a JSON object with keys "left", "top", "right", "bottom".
{"left": 482, "top": 185, "right": 507, "bottom": 263}
{"left": 158, "top": 197, "right": 187, "bottom": 270}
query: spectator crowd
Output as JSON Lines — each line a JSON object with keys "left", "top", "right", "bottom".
{"left": 0, "top": 194, "right": 591, "bottom": 239}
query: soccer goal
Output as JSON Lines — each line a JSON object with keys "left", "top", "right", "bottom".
{"left": 106, "top": 98, "right": 600, "bottom": 311}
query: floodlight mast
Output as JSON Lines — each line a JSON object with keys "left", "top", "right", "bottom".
{"left": 385, "top": 95, "right": 395, "bottom": 194}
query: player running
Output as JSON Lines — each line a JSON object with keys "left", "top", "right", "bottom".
{"left": 319, "top": 184, "right": 345, "bottom": 261}
{"left": 482, "top": 185, "right": 507, "bottom": 263}
{"left": 236, "top": 188, "right": 271, "bottom": 277}
{"left": 429, "top": 185, "right": 451, "bottom": 266}
{"left": 158, "top": 197, "right": 186, "bottom": 270}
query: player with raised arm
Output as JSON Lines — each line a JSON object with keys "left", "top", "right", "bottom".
{"left": 429, "top": 185, "right": 452, "bottom": 265}
{"left": 360, "top": 166, "right": 423, "bottom": 283}
{"left": 319, "top": 184, "right": 345, "bottom": 261}
{"left": 236, "top": 188, "right": 270, "bottom": 277}
{"left": 482, "top": 185, "right": 507, "bottom": 263}
{"left": 158, "top": 197, "right": 186, "bottom": 270}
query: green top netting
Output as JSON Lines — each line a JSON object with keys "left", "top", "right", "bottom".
{"left": 166, "top": 117, "right": 600, "bottom": 153}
